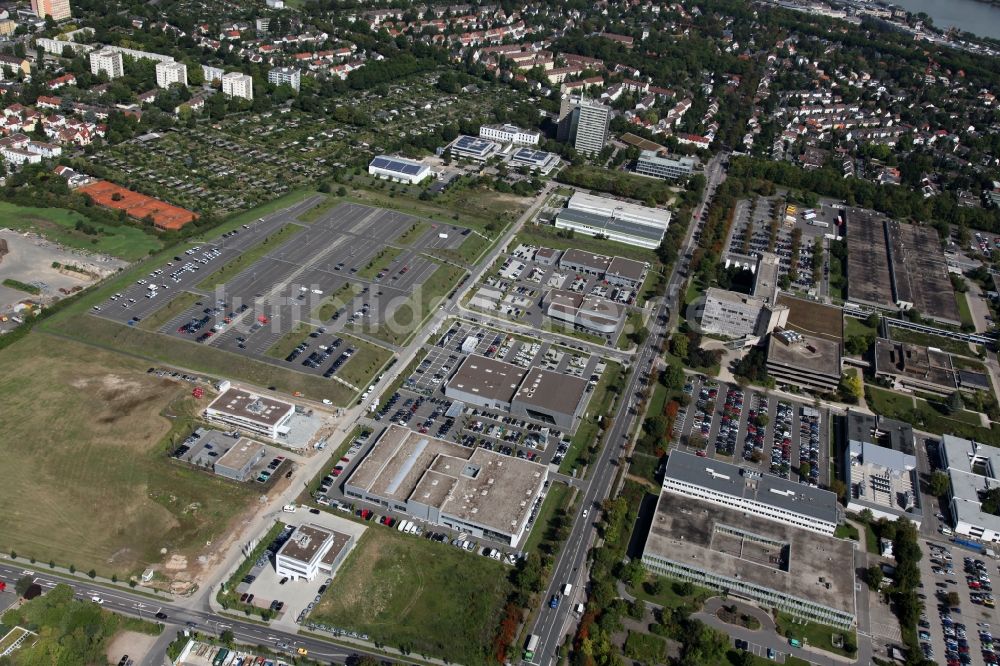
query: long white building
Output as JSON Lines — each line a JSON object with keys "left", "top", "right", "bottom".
{"left": 479, "top": 123, "right": 540, "bottom": 146}
{"left": 554, "top": 191, "right": 670, "bottom": 249}
{"left": 938, "top": 434, "right": 1000, "bottom": 543}
{"left": 204, "top": 388, "right": 294, "bottom": 440}
{"left": 662, "top": 450, "right": 840, "bottom": 535}
{"left": 368, "top": 155, "right": 431, "bottom": 184}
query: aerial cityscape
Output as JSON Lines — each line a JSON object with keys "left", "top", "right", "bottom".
{"left": 7, "top": 0, "right": 1000, "bottom": 665}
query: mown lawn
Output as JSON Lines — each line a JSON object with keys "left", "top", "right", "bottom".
{"left": 560, "top": 362, "right": 623, "bottom": 475}
{"left": 309, "top": 528, "right": 510, "bottom": 664}
{"left": 0, "top": 201, "right": 162, "bottom": 261}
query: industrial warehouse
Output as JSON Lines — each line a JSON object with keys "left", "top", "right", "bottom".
{"left": 343, "top": 424, "right": 548, "bottom": 546}
{"left": 844, "top": 208, "right": 960, "bottom": 324}
{"left": 443, "top": 354, "right": 591, "bottom": 430}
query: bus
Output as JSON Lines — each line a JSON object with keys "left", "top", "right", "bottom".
{"left": 524, "top": 634, "right": 539, "bottom": 660}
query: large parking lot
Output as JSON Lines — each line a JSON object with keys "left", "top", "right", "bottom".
{"left": 916, "top": 538, "right": 1000, "bottom": 666}
{"left": 91, "top": 200, "right": 474, "bottom": 393}
{"left": 726, "top": 195, "right": 833, "bottom": 296}
{"left": 670, "top": 375, "right": 829, "bottom": 486}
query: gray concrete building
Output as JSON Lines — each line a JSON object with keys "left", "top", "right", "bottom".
{"left": 213, "top": 437, "right": 266, "bottom": 482}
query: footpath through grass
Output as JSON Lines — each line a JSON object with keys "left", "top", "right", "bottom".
{"left": 0, "top": 200, "right": 162, "bottom": 261}
{"left": 309, "top": 527, "right": 510, "bottom": 664}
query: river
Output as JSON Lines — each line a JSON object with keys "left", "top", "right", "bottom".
{"left": 889, "top": 0, "right": 1000, "bottom": 40}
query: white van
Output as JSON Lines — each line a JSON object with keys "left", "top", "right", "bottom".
{"left": 397, "top": 520, "right": 409, "bottom": 532}
{"left": 562, "top": 583, "right": 573, "bottom": 596}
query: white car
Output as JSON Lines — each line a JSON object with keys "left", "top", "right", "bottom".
{"left": 90, "top": 595, "right": 104, "bottom": 604}
{"left": 322, "top": 399, "right": 333, "bottom": 405}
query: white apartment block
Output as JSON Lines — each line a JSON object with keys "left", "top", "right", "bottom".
{"left": 479, "top": 123, "right": 540, "bottom": 146}
{"left": 155, "top": 61, "right": 188, "bottom": 88}
{"left": 267, "top": 66, "right": 301, "bottom": 92}
{"left": 202, "top": 65, "right": 225, "bottom": 83}
{"left": 221, "top": 72, "right": 254, "bottom": 100}
{"left": 89, "top": 49, "right": 124, "bottom": 79}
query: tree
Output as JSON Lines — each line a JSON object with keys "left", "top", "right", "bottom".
{"left": 220, "top": 629, "right": 235, "bottom": 645}
{"left": 671, "top": 334, "right": 689, "bottom": 360}
{"left": 14, "top": 575, "right": 32, "bottom": 597}
{"left": 929, "top": 470, "right": 951, "bottom": 497}
{"left": 945, "top": 390, "right": 964, "bottom": 415}
{"left": 799, "top": 461, "right": 812, "bottom": 479}
{"left": 863, "top": 565, "right": 883, "bottom": 589}
{"left": 661, "top": 364, "right": 685, "bottom": 390}
{"left": 841, "top": 372, "right": 863, "bottom": 401}
{"left": 830, "top": 478, "right": 847, "bottom": 501}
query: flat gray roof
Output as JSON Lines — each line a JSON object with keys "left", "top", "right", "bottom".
{"left": 645, "top": 492, "right": 855, "bottom": 617}
{"left": 664, "top": 450, "right": 840, "bottom": 525}
{"left": 766, "top": 330, "right": 842, "bottom": 378}
{"left": 513, "top": 366, "right": 589, "bottom": 417}
{"left": 207, "top": 388, "right": 294, "bottom": 427}
{"left": 446, "top": 354, "right": 526, "bottom": 404}
{"left": 215, "top": 437, "right": 265, "bottom": 471}
{"left": 559, "top": 248, "right": 612, "bottom": 272}
{"left": 555, "top": 208, "right": 667, "bottom": 243}
{"left": 346, "top": 425, "right": 546, "bottom": 535}
{"left": 606, "top": 256, "right": 647, "bottom": 282}
{"left": 278, "top": 524, "right": 332, "bottom": 565}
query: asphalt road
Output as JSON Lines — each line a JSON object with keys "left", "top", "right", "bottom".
{"left": 526, "top": 154, "right": 731, "bottom": 664}
{"left": 0, "top": 563, "right": 406, "bottom": 666}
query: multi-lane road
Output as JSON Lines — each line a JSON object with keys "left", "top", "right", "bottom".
{"left": 526, "top": 154, "right": 729, "bottom": 664}
{"left": 0, "top": 562, "right": 407, "bottom": 666}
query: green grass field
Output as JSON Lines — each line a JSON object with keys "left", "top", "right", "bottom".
{"left": 627, "top": 575, "right": 713, "bottom": 611}
{"left": 889, "top": 326, "right": 982, "bottom": 358}
{"left": 265, "top": 322, "right": 317, "bottom": 359}
{"left": 138, "top": 291, "right": 201, "bottom": 332}
{"left": 45, "top": 313, "right": 356, "bottom": 405}
{"left": 843, "top": 316, "right": 876, "bottom": 340}
{"left": 866, "top": 384, "right": 1000, "bottom": 444}
{"left": 624, "top": 631, "right": 666, "bottom": 663}
{"left": 560, "top": 361, "right": 623, "bottom": 475}
{"left": 957, "top": 292, "right": 975, "bottom": 329}
{"left": 357, "top": 246, "right": 404, "bottom": 280}
{"left": 0, "top": 333, "right": 257, "bottom": 578}
{"left": 336, "top": 334, "right": 394, "bottom": 389}
{"left": 776, "top": 612, "right": 857, "bottom": 658}
{"left": 309, "top": 528, "right": 510, "bottom": 663}
{"left": 396, "top": 220, "right": 431, "bottom": 246}
{"left": 0, "top": 201, "right": 161, "bottom": 261}
{"left": 522, "top": 482, "right": 572, "bottom": 556}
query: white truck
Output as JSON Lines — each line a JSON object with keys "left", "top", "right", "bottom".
{"left": 562, "top": 583, "right": 573, "bottom": 596}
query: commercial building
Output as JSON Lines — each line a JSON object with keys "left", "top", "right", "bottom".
{"left": 267, "top": 66, "right": 301, "bottom": 91}
{"left": 89, "top": 49, "right": 124, "bottom": 79}
{"left": 155, "top": 61, "right": 188, "bottom": 88}
{"left": 508, "top": 147, "right": 560, "bottom": 175}
{"left": 557, "top": 248, "right": 649, "bottom": 289}
{"left": 479, "top": 123, "right": 540, "bottom": 146}
{"left": 635, "top": 150, "right": 696, "bottom": 180}
{"left": 446, "top": 135, "right": 501, "bottom": 162}
{"left": 444, "top": 354, "right": 590, "bottom": 430}
{"left": 343, "top": 425, "right": 548, "bottom": 546}
{"left": 31, "top": 0, "right": 70, "bottom": 21}
{"left": 642, "top": 491, "right": 856, "bottom": 628}
{"left": 213, "top": 437, "right": 266, "bottom": 482}
{"left": 368, "top": 155, "right": 431, "bottom": 185}
{"left": 221, "top": 72, "right": 254, "bottom": 100}
{"left": 274, "top": 524, "right": 353, "bottom": 581}
{"left": 766, "top": 329, "right": 842, "bottom": 393}
{"left": 937, "top": 434, "right": 1000, "bottom": 543}
{"left": 554, "top": 191, "right": 671, "bottom": 250}
{"left": 662, "top": 450, "right": 841, "bottom": 535}
{"left": 558, "top": 95, "right": 611, "bottom": 156}
{"left": 841, "top": 412, "right": 921, "bottom": 524}
{"left": 204, "top": 388, "right": 295, "bottom": 440}
{"left": 544, "top": 288, "right": 621, "bottom": 335}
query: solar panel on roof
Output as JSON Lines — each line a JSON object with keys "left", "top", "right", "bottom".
{"left": 370, "top": 156, "right": 426, "bottom": 176}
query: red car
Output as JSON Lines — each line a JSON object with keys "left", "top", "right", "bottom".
{"left": 332, "top": 467, "right": 343, "bottom": 477}
{"left": 340, "top": 457, "right": 350, "bottom": 463}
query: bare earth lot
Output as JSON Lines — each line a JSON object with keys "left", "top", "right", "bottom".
{"left": 0, "top": 332, "right": 257, "bottom": 586}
